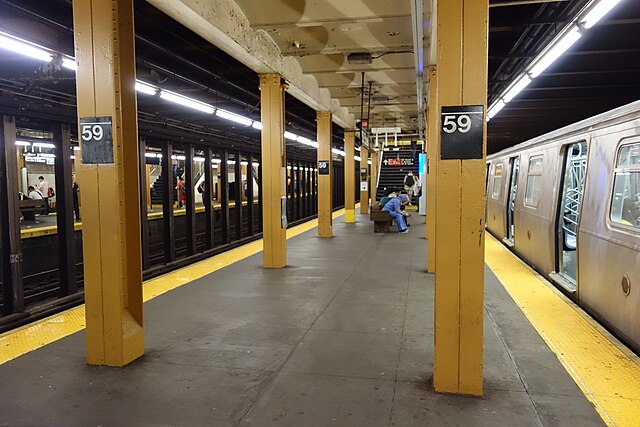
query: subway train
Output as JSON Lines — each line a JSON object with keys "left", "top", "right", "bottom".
{"left": 486, "top": 100, "right": 640, "bottom": 354}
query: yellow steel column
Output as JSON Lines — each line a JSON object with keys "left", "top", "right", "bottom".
{"left": 317, "top": 111, "right": 333, "bottom": 237}
{"left": 426, "top": 66, "right": 438, "bottom": 273}
{"left": 433, "top": 0, "right": 488, "bottom": 396}
{"left": 371, "top": 150, "right": 379, "bottom": 204}
{"left": 344, "top": 130, "right": 356, "bottom": 223}
{"left": 359, "top": 146, "right": 369, "bottom": 215}
{"left": 72, "top": 0, "right": 143, "bottom": 366}
{"left": 260, "top": 74, "right": 287, "bottom": 267}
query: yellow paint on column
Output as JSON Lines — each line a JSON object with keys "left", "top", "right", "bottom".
{"left": 433, "top": 0, "right": 488, "bottom": 396}
{"left": 259, "top": 74, "right": 287, "bottom": 268}
{"left": 426, "top": 66, "right": 438, "bottom": 273}
{"left": 72, "top": 0, "right": 143, "bottom": 366}
{"left": 344, "top": 130, "right": 356, "bottom": 223}
{"left": 317, "top": 111, "right": 333, "bottom": 237}
{"left": 360, "top": 146, "right": 369, "bottom": 215}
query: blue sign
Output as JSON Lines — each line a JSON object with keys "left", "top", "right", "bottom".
{"left": 419, "top": 153, "right": 426, "bottom": 175}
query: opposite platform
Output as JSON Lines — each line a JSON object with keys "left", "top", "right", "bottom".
{"left": 0, "top": 218, "right": 605, "bottom": 426}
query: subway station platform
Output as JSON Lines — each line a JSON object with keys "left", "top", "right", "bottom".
{"left": 0, "top": 215, "right": 636, "bottom": 426}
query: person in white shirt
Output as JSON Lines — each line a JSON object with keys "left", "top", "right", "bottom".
{"left": 28, "top": 186, "right": 43, "bottom": 200}
{"left": 37, "top": 176, "right": 50, "bottom": 214}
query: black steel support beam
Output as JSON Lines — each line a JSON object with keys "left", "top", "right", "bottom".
{"left": 247, "top": 153, "right": 254, "bottom": 236}
{"left": 234, "top": 151, "right": 243, "bottom": 240}
{"left": 185, "top": 144, "right": 196, "bottom": 255}
{"left": 53, "top": 123, "right": 77, "bottom": 296}
{"left": 161, "top": 141, "right": 176, "bottom": 263}
{"left": 204, "top": 146, "right": 214, "bottom": 249}
{"left": 220, "top": 149, "right": 230, "bottom": 245}
{"left": 139, "top": 136, "right": 150, "bottom": 270}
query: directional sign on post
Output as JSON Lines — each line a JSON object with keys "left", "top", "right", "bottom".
{"left": 80, "top": 116, "right": 114, "bottom": 164}
{"left": 440, "top": 105, "right": 484, "bottom": 160}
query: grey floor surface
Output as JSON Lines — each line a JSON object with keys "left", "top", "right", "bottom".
{"left": 0, "top": 219, "right": 603, "bottom": 426}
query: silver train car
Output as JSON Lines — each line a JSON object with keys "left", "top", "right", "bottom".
{"left": 486, "top": 100, "right": 640, "bottom": 353}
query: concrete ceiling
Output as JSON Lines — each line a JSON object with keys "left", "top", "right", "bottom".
{"left": 233, "top": 0, "right": 427, "bottom": 133}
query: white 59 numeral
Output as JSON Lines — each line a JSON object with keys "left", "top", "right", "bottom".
{"left": 81, "top": 124, "right": 104, "bottom": 141}
{"left": 442, "top": 115, "right": 471, "bottom": 134}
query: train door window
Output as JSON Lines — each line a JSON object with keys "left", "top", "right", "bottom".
{"left": 524, "top": 156, "right": 544, "bottom": 207}
{"left": 556, "top": 141, "right": 587, "bottom": 287}
{"left": 505, "top": 156, "right": 520, "bottom": 244}
{"left": 610, "top": 142, "right": 640, "bottom": 229}
{"left": 491, "top": 163, "right": 503, "bottom": 199}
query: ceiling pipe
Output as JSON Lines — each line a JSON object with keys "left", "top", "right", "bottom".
{"left": 410, "top": 0, "right": 425, "bottom": 141}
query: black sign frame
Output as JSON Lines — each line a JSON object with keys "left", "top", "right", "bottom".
{"left": 440, "top": 105, "right": 484, "bottom": 160}
{"left": 80, "top": 116, "right": 114, "bottom": 164}
{"left": 318, "top": 160, "right": 330, "bottom": 175}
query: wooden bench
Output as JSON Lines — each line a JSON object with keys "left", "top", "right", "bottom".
{"left": 20, "top": 199, "right": 48, "bottom": 221}
{"left": 370, "top": 204, "right": 392, "bottom": 233}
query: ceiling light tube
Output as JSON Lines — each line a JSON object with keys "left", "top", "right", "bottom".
{"left": 15, "top": 140, "right": 31, "bottom": 146}
{"left": 70, "top": 155, "right": 76, "bottom": 160}
{"left": 193, "top": 156, "right": 205, "bottom": 162}
{"left": 581, "top": 0, "right": 624, "bottom": 29}
{"left": 227, "top": 160, "right": 236, "bottom": 165}
{"left": 61, "top": 57, "right": 77, "bottom": 71}
{"left": 160, "top": 89, "right": 214, "bottom": 114}
{"left": 354, "top": 155, "right": 362, "bottom": 161}
{"left": 530, "top": 27, "right": 582, "bottom": 78}
{"left": 32, "top": 142, "right": 55, "bottom": 149}
{"left": 212, "top": 158, "right": 222, "bottom": 164}
{"left": 332, "top": 148, "right": 346, "bottom": 157}
{"left": 487, "top": 100, "right": 506, "bottom": 119}
{"left": 73, "top": 146, "right": 81, "bottom": 151}
{"left": 240, "top": 161, "right": 249, "bottom": 166}
{"left": 215, "top": 109, "right": 253, "bottom": 126}
{"left": 297, "top": 136, "right": 312, "bottom": 145}
{"left": 135, "top": 80, "right": 158, "bottom": 96}
{"left": 503, "top": 75, "right": 532, "bottom": 103}
{"left": 284, "top": 131, "right": 298, "bottom": 141}
{"left": 368, "top": 159, "right": 372, "bottom": 165}
{"left": 39, "top": 153, "right": 55, "bottom": 158}
{"left": 0, "top": 32, "right": 53, "bottom": 63}
{"left": 252, "top": 162, "right": 260, "bottom": 167}
{"left": 252, "top": 121, "right": 263, "bottom": 130}
{"left": 144, "top": 152, "right": 158, "bottom": 158}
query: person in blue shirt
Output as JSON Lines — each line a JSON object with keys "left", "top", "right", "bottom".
{"left": 382, "top": 194, "right": 410, "bottom": 233}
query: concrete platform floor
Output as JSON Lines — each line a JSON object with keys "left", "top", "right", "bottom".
{"left": 0, "top": 219, "right": 603, "bottom": 426}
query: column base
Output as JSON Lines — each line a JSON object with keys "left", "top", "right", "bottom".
{"left": 344, "top": 209, "right": 356, "bottom": 223}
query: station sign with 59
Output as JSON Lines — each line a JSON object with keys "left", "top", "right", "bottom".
{"left": 318, "top": 160, "right": 330, "bottom": 175}
{"left": 440, "top": 105, "right": 484, "bottom": 160}
{"left": 80, "top": 116, "right": 114, "bottom": 164}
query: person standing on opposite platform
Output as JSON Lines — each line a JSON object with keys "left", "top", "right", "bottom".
{"left": 404, "top": 171, "right": 416, "bottom": 197}
{"left": 38, "top": 176, "right": 50, "bottom": 214}
{"left": 72, "top": 173, "right": 80, "bottom": 221}
{"left": 382, "top": 194, "right": 410, "bottom": 233}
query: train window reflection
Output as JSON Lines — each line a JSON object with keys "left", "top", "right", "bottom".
{"left": 491, "top": 163, "right": 503, "bottom": 199}
{"left": 525, "top": 156, "right": 544, "bottom": 207}
{"left": 611, "top": 142, "right": 640, "bottom": 229}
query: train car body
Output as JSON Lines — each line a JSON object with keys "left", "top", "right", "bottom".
{"left": 487, "top": 100, "right": 640, "bottom": 353}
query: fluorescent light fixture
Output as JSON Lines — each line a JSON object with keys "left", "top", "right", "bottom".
{"left": 32, "top": 142, "right": 55, "bottom": 149}
{"left": 530, "top": 27, "right": 581, "bottom": 78}
{"left": 368, "top": 159, "right": 372, "bottom": 165}
{"left": 297, "top": 136, "right": 312, "bottom": 145}
{"left": 212, "top": 158, "right": 222, "bottom": 164}
{"left": 193, "top": 156, "right": 205, "bottom": 162}
{"left": 293, "top": 166, "right": 298, "bottom": 170}
{"left": 287, "top": 165, "right": 292, "bottom": 170}
{"left": 135, "top": 80, "right": 158, "bottom": 96}
{"left": 176, "top": 155, "right": 186, "bottom": 161}
{"left": 240, "top": 161, "right": 249, "bottom": 166}
{"left": 332, "top": 148, "right": 346, "bottom": 157}
{"left": 503, "top": 75, "right": 532, "bottom": 103}
{"left": 15, "top": 140, "right": 31, "bottom": 146}
{"left": 70, "top": 155, "right": 76, "bottom": 160}
{"left": 355, "top": 147, "right": 361, "bottom": 152}
{"left": 582, "top": 0, "right": 623, "bottom": 29}
{"left": 73, "top": 146, "right": 81, "bottom": 151}
{"left": 157, "top": 154, "right": 163, "bottom": 158}
{"left": 252, "top": 162, "right": 260, "bottom": 167}
{"left": 0, "top": 32, "right": 53, "bottom": 63}
{"left": 487, "top": 100, "right": 506, "bottom": 119}
{"left": 144, "top": 152, "right": 158, "bottom": 158}
{"left": 227, "top": 160, "right": 236, "bottom": 165}
{"left": 160, "top": 89, "right": 214, "bottom": 114}
{"left": 284, "top": 131, "right": 298, "bottom": 141}
{"left": 215, "top": 109, "right": 253, "bottom": 126}
{"left": 252, "top": 121, "right": 263, "bottom": 130}
{"left": 354, "top": 155, "right": 362, "bottom": 161}
{"left": 61, "top": 57, "right": 77, "bottom": 71}
{"left": 39, "top": 153, "right": 55, "bottom": 158}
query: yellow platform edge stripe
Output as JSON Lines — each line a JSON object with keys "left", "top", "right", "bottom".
{"left": 485, "top": 233, "right": 640, "bottom": 427}
{"left": 0, "top": 206, "right": 354, "bottom": 365}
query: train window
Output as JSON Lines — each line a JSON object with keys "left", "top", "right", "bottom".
{"left": 491, "top": 163, "right": 503, "bottom": 199}
{"left": 610, "top": 142, "right": 640, "bottom": 229}
{"left": 524, "top": 156, "right": 544, "bottom": 207}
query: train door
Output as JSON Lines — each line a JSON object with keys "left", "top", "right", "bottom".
{"left": 554, "top": 141, "right": 587, "bottom": 291}
{"left": 504, "top": 156, "right": 519, "bottom": 246}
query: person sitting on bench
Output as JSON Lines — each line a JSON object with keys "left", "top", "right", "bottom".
{"left": 382, "top": 193, "right": 410, "bottom": 234}
{"left": 28, "top": 186, "right": 44, "bottom": 200}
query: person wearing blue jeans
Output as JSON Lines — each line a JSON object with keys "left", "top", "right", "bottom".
{"left": 382, "top": 196, "right": 409, "bottom": 233}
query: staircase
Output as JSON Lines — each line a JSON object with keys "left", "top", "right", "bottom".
{"left": 376, "top": 149, "right": 420, "bottom": 202}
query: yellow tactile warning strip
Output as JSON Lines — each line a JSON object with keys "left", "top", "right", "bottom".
{"left": 485, "top": 233, "right": 640, "bottom": 427}
{"left": 0, "top": 207, "right": 351, "bottom": 365}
